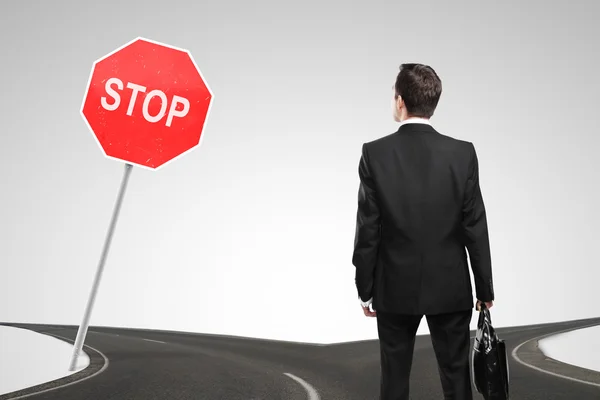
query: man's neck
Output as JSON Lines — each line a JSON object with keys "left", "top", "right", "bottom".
{"left": 399, "top": 116, "right": 431, "bottom": 126}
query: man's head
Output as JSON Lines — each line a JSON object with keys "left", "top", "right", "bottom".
{"left": 392, "top": 63, "right": 442, "bottom": 122}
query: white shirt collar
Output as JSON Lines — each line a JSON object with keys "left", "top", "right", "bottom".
{"left": 398, "top": 117, "right": 432, "bottom": 127}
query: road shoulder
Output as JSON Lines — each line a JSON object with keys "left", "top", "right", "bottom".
{"left": 0, "top": 327, "right": 107, "bottom": 400}
{"left": 512, "top": 324, "right": 600, "bottom": 387}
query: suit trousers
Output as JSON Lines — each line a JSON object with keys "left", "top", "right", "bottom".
{"left": 376, "top": 309, "right": 473, "bottom": 400}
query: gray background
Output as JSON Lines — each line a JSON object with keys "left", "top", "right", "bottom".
{"left": 1, "top": 0, "right": 598, "bottom": 343}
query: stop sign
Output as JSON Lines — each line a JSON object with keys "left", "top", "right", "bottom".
{"left": 81, "top": 37, "right": 213, "bottom": 170}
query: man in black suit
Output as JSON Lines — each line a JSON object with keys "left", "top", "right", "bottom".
{"left": 352, "top": 63, "right": 495, "bottom": 400}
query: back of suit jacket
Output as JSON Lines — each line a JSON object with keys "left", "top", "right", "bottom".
{"left": 352, "top": 122, "right": 494, "bottom": 315}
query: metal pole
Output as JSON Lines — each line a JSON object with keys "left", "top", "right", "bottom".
{"left": 68, "top": 163, "right": 133, "bottom": 371}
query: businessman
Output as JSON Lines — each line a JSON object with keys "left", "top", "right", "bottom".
{"left": 352, "top": 63, "right": 495, "bottom": 400}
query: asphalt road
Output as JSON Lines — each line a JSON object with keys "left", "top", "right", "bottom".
{"left": 1, "top": 317, "right": 600, "bottom": 400}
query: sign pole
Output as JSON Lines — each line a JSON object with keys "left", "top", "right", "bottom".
{"left": 68, "top": 163, "right": 133, "bottom": 371}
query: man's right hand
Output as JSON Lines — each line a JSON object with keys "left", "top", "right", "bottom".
{"left": 476, "top": 300, "right": 493, "bottom": 311}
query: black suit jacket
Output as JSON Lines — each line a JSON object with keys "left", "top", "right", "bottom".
{"left": 352, "top": 122, "right": 494, "bottom": 315}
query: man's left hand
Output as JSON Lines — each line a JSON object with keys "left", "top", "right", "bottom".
{"left": 362, "top": 304, "right": 376, "bottom": 317}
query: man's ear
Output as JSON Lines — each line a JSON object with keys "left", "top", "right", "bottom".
{"left": 395, "top": 95, "right": 404, "bottom": 112}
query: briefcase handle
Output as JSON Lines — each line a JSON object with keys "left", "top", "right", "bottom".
{"left": 477, "top": 302, "right": 493, "bottom": 324}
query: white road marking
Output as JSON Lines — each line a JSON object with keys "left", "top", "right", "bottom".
{"left": 511, "top": 322, "right": 600, "bottom": 388}
{"left": 142, "top": 338, "right": 166, "bottom": 344}
{"left": 283, "top": 372, "right": 320, "bottom": 400}
{"left": 7, "top": 333, "right": 110, "bottom": 399}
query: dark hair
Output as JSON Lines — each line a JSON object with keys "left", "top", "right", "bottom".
{"left": 394, "top": 63, "right": 442, "bottom": 118}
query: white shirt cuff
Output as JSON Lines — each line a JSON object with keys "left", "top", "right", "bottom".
{"left": 360, "top": 297, "right": 373, "bottom": 307}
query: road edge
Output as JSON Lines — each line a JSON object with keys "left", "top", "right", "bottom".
{"left": 0, "top": 330, "right": 108, "bottom": 399}
{"left": 512, "top": 322, "right": 600, "bottom": 388}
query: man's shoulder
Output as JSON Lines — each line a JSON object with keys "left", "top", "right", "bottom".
{"left": 364, "top": 131, "right": 398, "bottom": 148}
{"left": 428, "top": 132, "right": 475, "bottom": 161}
{"left": 435, "top": 131, "right": 474, "bottom": 149}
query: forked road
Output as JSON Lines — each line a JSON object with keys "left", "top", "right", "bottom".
{"left": 2, "top": 318, "right": 600, "bottom": 400}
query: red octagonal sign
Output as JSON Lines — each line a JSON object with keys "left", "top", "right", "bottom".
{"left": 82, "top": 37, "right": 213, "bottom": 170}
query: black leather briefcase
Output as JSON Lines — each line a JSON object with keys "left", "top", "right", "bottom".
{"left": 472, "top": 304, "right": 510, "bottom": 399}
